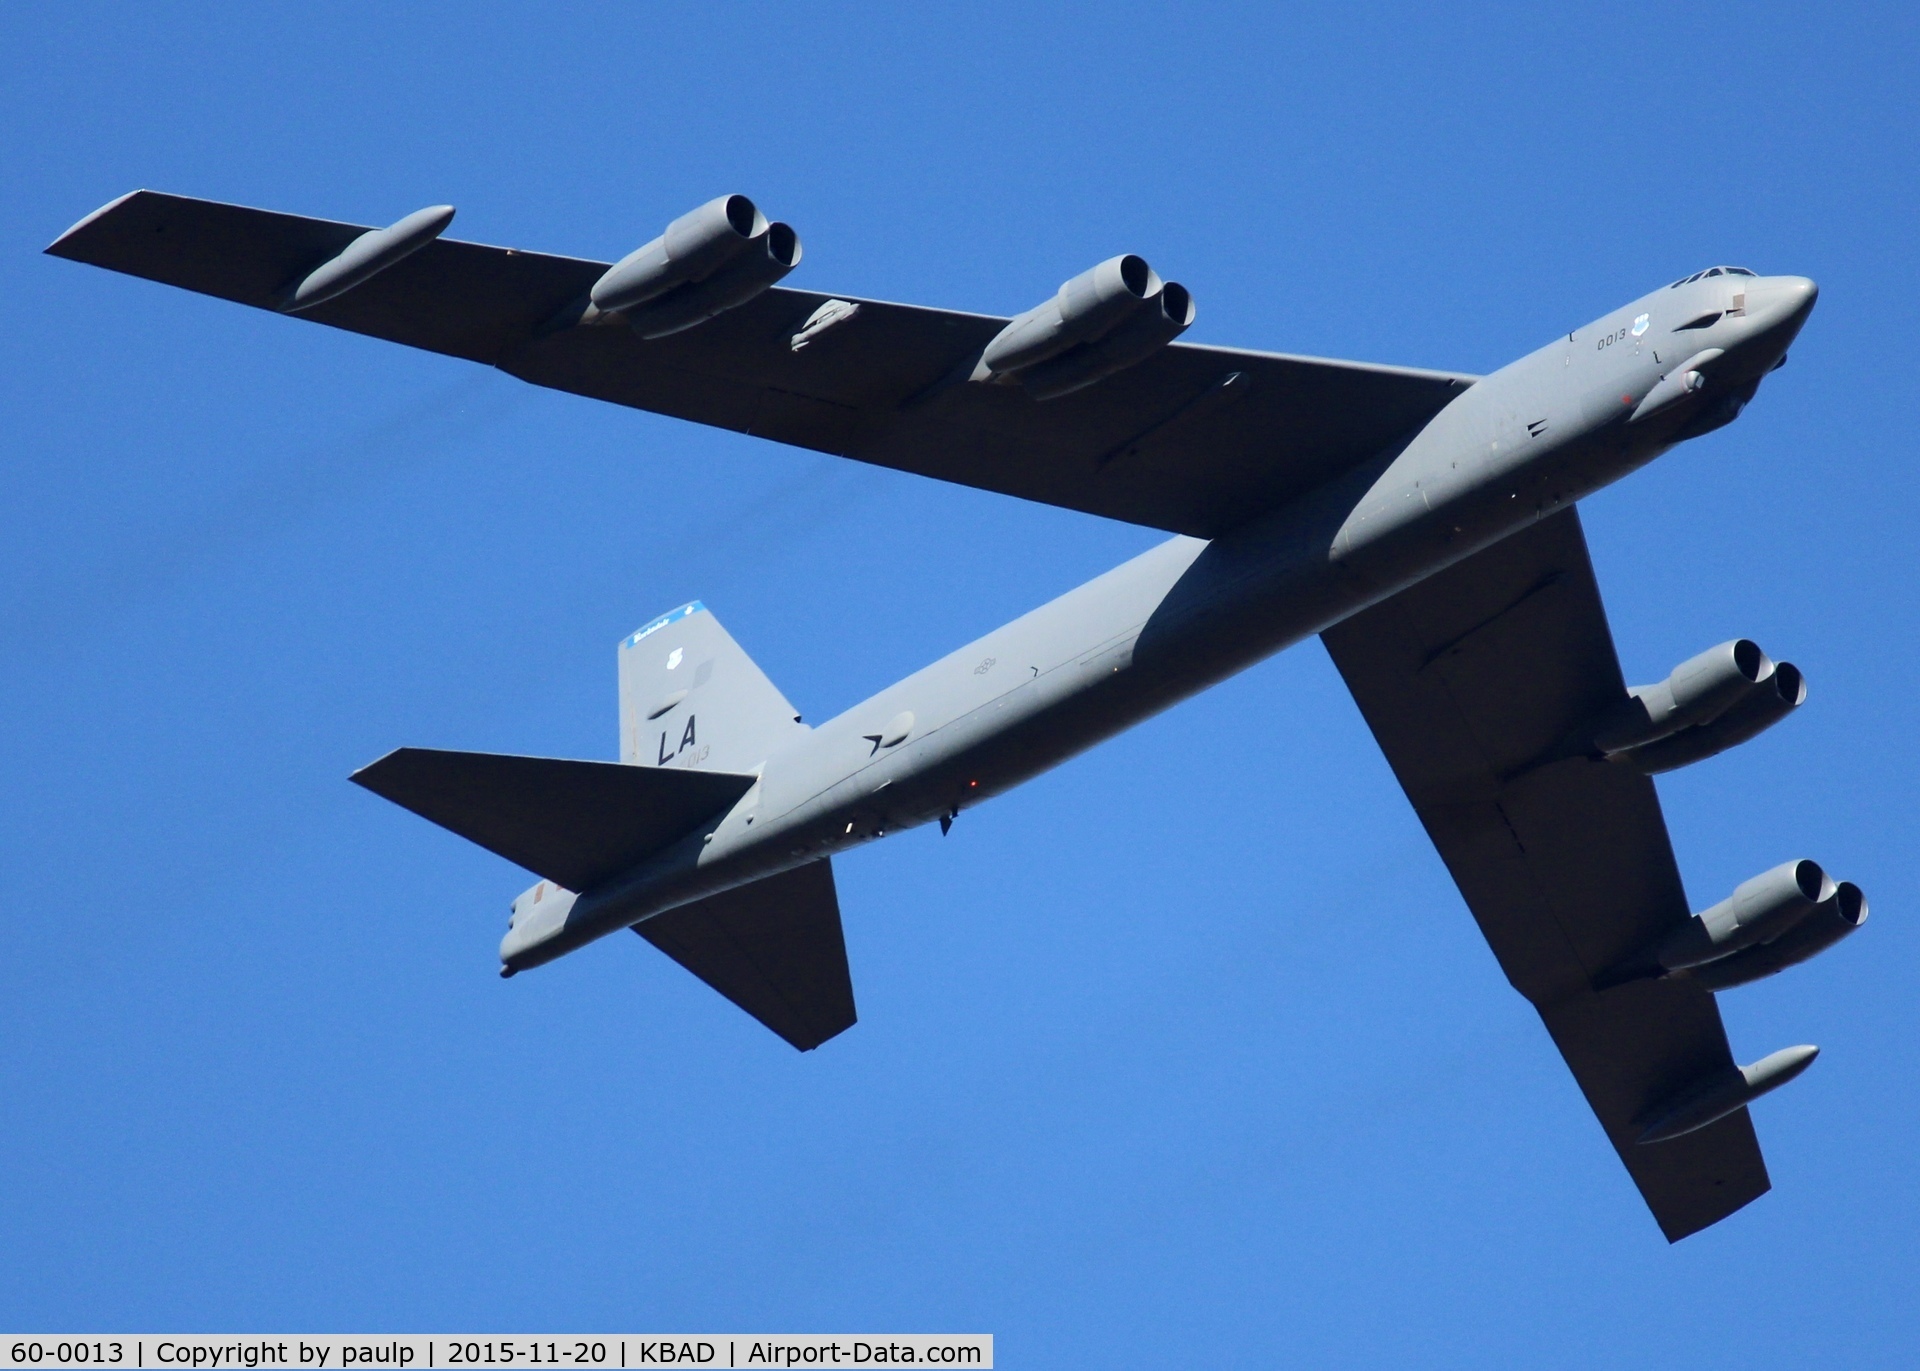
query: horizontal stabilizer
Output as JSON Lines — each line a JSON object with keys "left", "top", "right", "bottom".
{"left": 351, "top": 747, "right": 756, "bottom": 892}
{"left": 635, "top": 859, "right": 855, "bottom": 1051}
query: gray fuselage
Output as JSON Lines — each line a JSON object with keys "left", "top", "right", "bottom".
{"left": 502, "top": 270, "right": 1816, "bottom": 972}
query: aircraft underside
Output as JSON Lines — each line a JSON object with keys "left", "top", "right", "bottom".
{"left": 47, "top": 188, "right": 1852, "bottom": 1241}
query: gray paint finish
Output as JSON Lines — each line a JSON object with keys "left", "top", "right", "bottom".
{"left": 49, "top": 192, "right": 1837, "bottom": 1241}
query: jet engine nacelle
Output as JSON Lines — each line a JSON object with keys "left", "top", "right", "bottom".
{"left": 1601, "top": 859, "right": 1869, "bottom": 990}
{"left": 1620, "top": 661, "right": 1805, "bottom": 774}
{"left": 1595, "top": 638, "right": 1805, "bottom": 771}
{"left": 978, "top": 253, "right": 1195, "bottom": 400}
{"left": 1596, "top": 638, "right": 1770, "bottom": 752}
{"left": 1691, "top": 881, "right": 1867, "bottom": 991}
{"left": 588, "top": 194, "right": 802, "bottom": 339}
{"left": 1657, "top": 858, "right": 1834, "bottom": 972}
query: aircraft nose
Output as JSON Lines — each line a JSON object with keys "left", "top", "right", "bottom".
{"left": 1748, "top": 274, "right": 1818, "bottom": 330}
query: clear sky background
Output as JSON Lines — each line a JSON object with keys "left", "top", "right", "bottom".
{"left": 3, "top": 3, "right": 1916, "bottom": 1364}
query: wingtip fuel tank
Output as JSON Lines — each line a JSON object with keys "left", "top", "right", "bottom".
{"left": 1638, "top": 1045, "right": 1819, "bottom": 1144}
{"left": 280, "top": 204, "right": 455, "bottom": 312}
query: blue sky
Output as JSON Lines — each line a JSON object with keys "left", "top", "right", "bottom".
{"left": 3, "top": 3, "right": 1917, "bottom": 1364}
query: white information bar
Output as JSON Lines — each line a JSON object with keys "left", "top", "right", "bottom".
{"left": 1, "top": 1339, "right": 990, "bottom": 1370}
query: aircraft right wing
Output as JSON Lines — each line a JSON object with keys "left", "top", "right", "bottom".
{"left": 1321, "top": 509, "right": 1770, "bottom": 1242}
{"left": 45, "top": 190, "right": 1475, "bottom": 538}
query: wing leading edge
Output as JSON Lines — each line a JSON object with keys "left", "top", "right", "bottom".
{"left": 1321, "top": 510, "right": 1769, "bottom": 1241}
{"left": 46, "top": 189, "right": 1475, "bottom": 538}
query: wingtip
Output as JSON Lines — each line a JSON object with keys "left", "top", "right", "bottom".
{"left": 45, "top": 189, "right": 148, "bottom": 256}
{"left": 347, "top": 746, "right": 412, "bottom": 788}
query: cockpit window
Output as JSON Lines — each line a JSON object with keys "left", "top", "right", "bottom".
{"left": 1671, "top": 266, "right": 1758, "bottom": 288}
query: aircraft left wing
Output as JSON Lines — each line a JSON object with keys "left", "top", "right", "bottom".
{"left": 1320, "top": 509, "right": 1770, "bottom": 1241}
{"left": 45, "top": 190, "right": 1474, "bottom": 538}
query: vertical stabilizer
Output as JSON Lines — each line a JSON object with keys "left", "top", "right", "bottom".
{"left": 619, "top": 602, "right": 807, "bottom": 773}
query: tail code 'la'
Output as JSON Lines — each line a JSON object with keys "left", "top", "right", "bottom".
{"left": 618, "top": 602, "right": 807, "bottom": 774}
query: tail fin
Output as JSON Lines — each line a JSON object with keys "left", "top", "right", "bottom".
{"left": 620, "top": 601, "right": 806, "bottom": 773}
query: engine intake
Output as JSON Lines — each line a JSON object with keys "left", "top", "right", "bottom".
{"left": 1595, "top": 638, "right": 1805, "bottom": 772}
{"left": 588, "top": 194, "right": 801, "bottom": 339}
{"left": 1691, "top": 881, "right": 1868, "bottom": 991}
{"left": 1595, "top": 638, "right": 1770, "bottom": 753}
{"left": 1657, "top": 858, "right": 1833, "bottom": 972}
{"left": 978, "top": 254, "right": 1195, "bottom": 400}
{"left": 1600, "top": 859, "right": 1870, "bottom": 993}
{"left": 1621, "top": 661, "right": 1805, "bottom": 774}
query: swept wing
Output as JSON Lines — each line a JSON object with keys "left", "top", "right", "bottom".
{"left": 1321, "top": 510, "right": 1768, "bottom": 1241}
{"left": 46, "top": 190, "right": 1473, "bottom": 538}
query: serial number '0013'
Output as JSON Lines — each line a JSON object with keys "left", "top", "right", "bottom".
{"left": 11, "top": 1347, "right": 127, "bottom": 1365}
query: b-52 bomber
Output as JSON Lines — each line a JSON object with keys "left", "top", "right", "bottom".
{"left": 49, "top": 189, "right": 1865, "bottom": 1240}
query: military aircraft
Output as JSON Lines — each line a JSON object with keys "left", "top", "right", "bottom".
{"left": 48, "top": 190, "right": 1862, "bottom": 1240}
